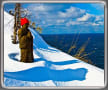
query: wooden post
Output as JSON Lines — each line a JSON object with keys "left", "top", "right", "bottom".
{"left": 12, "top": 3, "right": 21, "bottom": 44}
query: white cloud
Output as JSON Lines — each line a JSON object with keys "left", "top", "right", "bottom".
{"left": 56, "top": 19, "right": 65, "bottom": 23}
{"left": 58, "top": 6, "right": 86, "bottom": 18}
{"left": 66, "top": 15, "right": 104, "bottom": 26}
{"left": 77, "top": 13, "right": 91, "bottom": 21}
{"left": 34, "top": 5, "right": 46, "bottom": 11}
{"left": 76, "top": 13, "right": 104, "bottom": 26}
{"left": 66, "top": 21, "right": 81, "bottom": 26}
{"left": 26, "top": 4, "right": 104, "bottom": 28}
{"left": 98, "top": 21, "right": 104, "bottom": 25}
{"left": 95, "top": 16, "right": 101, "bottom": 21}
{"left": 27, "top": 4, "right": 51, "bottom": 12}
{"left": 95, "top": 15, "right": 104, "bottom": 21}
{"left": 92, "top": 23, "right": 100, "bottom": 26}
{"left": 77, "top": 13, "right": 98, "bottom": 22}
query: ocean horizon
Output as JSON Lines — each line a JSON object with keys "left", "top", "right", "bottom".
{"left": 41, "top": 33, "right": 104, "bottom": 69}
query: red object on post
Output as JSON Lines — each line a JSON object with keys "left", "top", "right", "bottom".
{"left": 20, "top": 18, "right": 29, "bottom": 26}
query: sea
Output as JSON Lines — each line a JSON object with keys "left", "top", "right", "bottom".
{"left": 41, "top": 33, "right": 104, "bottom": 69}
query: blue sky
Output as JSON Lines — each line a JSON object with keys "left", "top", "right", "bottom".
{"left": 4, "top": 3, "right": 104, "bottom": 34}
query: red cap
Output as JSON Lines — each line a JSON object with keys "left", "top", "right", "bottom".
{"left": 20, "top": 18, "right": 29, "bottom": 26}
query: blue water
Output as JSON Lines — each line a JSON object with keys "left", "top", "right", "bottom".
{"left": 41, "top": 33, "right": 104, "bottom": 69}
